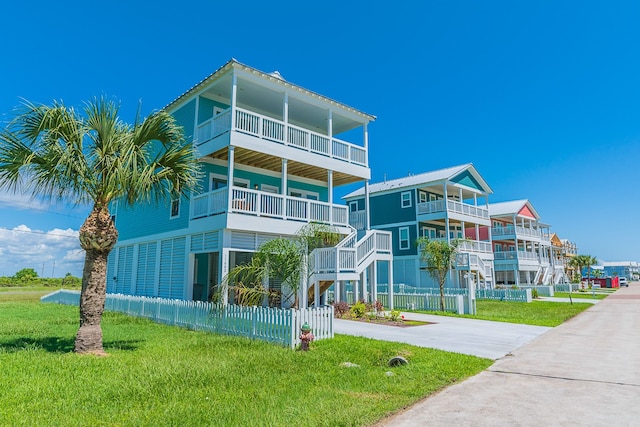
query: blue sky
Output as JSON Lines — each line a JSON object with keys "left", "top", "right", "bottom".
{"left": 1, "top": 1, "right": 639, "bottom": 277}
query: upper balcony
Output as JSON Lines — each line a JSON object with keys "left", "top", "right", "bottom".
{"left": 417, "top": 199, "right": 490, "bottom": 225}
{"left": 195, "top": 107, "right": 367, "bottom": 168}
{"left": 190, "top": 186, "right": 349, "bottom": 228}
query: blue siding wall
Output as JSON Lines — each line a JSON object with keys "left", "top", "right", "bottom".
{"left": 172, "top": 100, "right": 196, "bottom": 142}
{"left": 370, "top": 191, "right": 416, "bottom": 226}
{"left": 380, "top": 225, "right": 418, "bottom": 256}
{"left": 451, "top": 170, "right": 483, "bottom": 191}
{"left": 116, "top": 196, "right": 189, "bottom": 240}
{"left": 198, "top": 97, "right": 229, "bottom": 125}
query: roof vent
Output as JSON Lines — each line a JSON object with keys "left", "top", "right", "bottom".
{"left": 269, "top": 71, "right": 285, "bottom": 81}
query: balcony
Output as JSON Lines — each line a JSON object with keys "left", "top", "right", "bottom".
{"left": 491, "top": 225, "right": 543, "bottom": 240}
{"left": 195, "top": 107, "right": 367, "bottom": 167}
{"left": 190, "top": 186, "right": 349, "bottom": 227}
{"left": 494, "top": 251, "right": 540, "bottom": 262}
{"left": 417, "top": 199, "right": 489, "bottom": 221}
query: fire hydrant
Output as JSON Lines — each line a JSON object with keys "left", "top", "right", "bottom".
{"left": 299, "top": 323, "right": 314, "bottom": 351}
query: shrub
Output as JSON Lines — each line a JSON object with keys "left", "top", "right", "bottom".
{"left": 333, "top": 301, "right": 350, "bottom": 318}
{"left": 388, "top": 310, "right": 402, "bottom": 321}
{"left": 531, "top": 288, "right": 539, "bottom": 299}
{"left": 350, "top": 301, "right": 367, "bottom": 319}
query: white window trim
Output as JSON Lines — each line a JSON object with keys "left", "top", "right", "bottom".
{"left": 401, "top": 191, "right": 412, "bottom": 208}
{"left": 418, "top": 191, "right": 428, "bottom": 204}
{"left": 289, "top": 188, "right": 319, "bottom": 200}
{"left": 399, "top": 226, "right": 410, "bottom": 250}
{"left": 170, "top": 198, "right": 180, "bottom": 219}
{"left": 261, "top": 184, "right": 279, "bottom": 194}
{"left": 209, "top": 172, "right": 250, "bottom": 191}
{"left": 421, "top": 226, "right": 436, "bottom": 239}
{"left": 349, "top": 201, "right": 359, "bottom": 212}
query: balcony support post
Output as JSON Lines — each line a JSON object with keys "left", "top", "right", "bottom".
{"left": 388, "top": 260, "right": 394, "bottom": 310}
{"left": 227, "top": 146, "right": 235, "bottom": 211}
{"left": 230, "top": 73, "right": 237, "bottom": 130}
{"left": 281, "top": 159, "right": 288, "bottom": 196}
{"left": 328, "top": 170, "right": 333, "bottom": 224}
{"left": 363, "top": 122, "right": 368, "bottom": 166}
{"left": 365, "top": 180, "right": 370, "bottom": 231}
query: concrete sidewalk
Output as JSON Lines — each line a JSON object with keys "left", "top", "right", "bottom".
{"left": 374, "top": 283, "right": 640, "bottom": 426}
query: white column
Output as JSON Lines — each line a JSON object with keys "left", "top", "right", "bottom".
{"left": 281, "top": 159, "right": 288, "bottom": 196}
{"left": 230, "top": 74, "right": 237, "bottom": 130}
{"left": 227, "top": 146, "right": 235, "bottom": 210}
{"left": 371, "top": 262, "right": 378, "bottom": 304}
{"left": 388, "top": 261, "right": 394, "bottom": 310}
{"left": 221, "top": 248, "right": 230, "bottom": 305}
{"left": 365, "top": 180, "right": 370, "bottom": 230}
{"left": 363, "top": 122, "right": 369, "bottom": 166}
{"left": 362, "top": 268, "right": 369, "bottom": 303}
{"left": 443, "top": 183, "right": 450, "bottom": 241}
{"left": 283, "top": 92, "right": 289, "bottom": 142}
{"left": 355, "top": 275, "right": 361, "bottom": 303}
{"left": 328, "top": 170, "right": 333, "bottom": 224}
{"left": 193, "top": 96, "right": 200, "bottom": 143}
{"left": 314, "top": 279, "right": 320, "bottom": 308}
{"left": 328, "top": 109, "right": 333, "bottom": 139}
{"left": 335, "top": 281, "right": 341, "bottom": 303}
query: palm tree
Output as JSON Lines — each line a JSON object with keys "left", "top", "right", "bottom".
{"left": 568, "top": 254, "right": 597, "bottom": 305}
{"left": 416, "top": 237, "right": 464, "bottom": 311}
{"left": 0, "top": 98, "right": 200, "bottom": 355}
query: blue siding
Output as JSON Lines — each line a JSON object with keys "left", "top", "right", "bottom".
{"left": 197, "top": 97, "right": 229, "bottom": 125}
{"left": 158, "top": 237, "right": 186, "bottom": 299}
{"left": 116, "top": 197, "right": 189, "bottom": 240}
{"left": 379, "top": 225, "right": 418, "bottom": 256}
{"left": 370, "top": 191, "right": 416, "bottom": 226}
{"left": 172, "top": 100, "right": 196, "bottom": 143}
{"left": 451, "top": 170, "right": 483, "bottom": 191}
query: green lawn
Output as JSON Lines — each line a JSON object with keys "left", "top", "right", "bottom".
{"left": 416, "top": 299, "right": 592, "bottom": 327}
{"left": 552, "top": 291, "right": 608, "bottom": 300}
{"left": 0, "top": 292, "right": 492, "bottom": 427}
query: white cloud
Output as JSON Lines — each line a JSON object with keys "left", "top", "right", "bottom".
{"left": 0, "top": 225, "right": 85, "bottom": 277}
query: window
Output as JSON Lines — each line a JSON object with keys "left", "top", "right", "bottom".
{"left": 261, "top": 184, "right": 279, "bottom": 194}
{"left": 170, "top": 199, "right": 180, "bottom": 219}
{"left": 421, "top": 227, "right": 436, "bottom": 239}
{"left": 401, "top": 191, "right": 412, "bottom": 208}
{"left": 429, "top": 194, "right": 438, "bottom": 202}
{"left": 289, "top": 189, "right": 319, "bottom": 200}
{"left": 399, "top": 227, "right": 410, "bottom": 250}
{"left": 209, "top": 173, "right": 250, "bottom": 191}
{"left": 349, "top": 201, "right": 359, "bottom": 212}
{"left": 418, "top": 191, "right": 428, "bottom": 204}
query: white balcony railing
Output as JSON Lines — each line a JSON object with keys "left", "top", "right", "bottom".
{"left": 492, "top": 225, "right": 543, "bottom": 240}
{"left": 190, "top": 186, "right": 349, "bottom": 227}
{"left": 348, "top": 210, "right": 367, "bottom": 230}
{"left": 494, "top": 251, "right": 540, "bottom": 262}
{"left": 417, "top": 199, "right": 489, "bottom": 220}
{"left": 195, "top": 107, "right": 367, "bottom": 167}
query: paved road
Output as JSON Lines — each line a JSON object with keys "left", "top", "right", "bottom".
{"left": 335, "top": 312, "right": 550, "bottom": 360}
{"left": 373, "top": 283, "right": 640, "bottom": 426}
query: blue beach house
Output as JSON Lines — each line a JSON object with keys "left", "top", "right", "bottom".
{"left": 343, "top": 164, "right": 495, "bottom": 291}
{"left": 106, "top": 59, "right": 392, "bottom": 307}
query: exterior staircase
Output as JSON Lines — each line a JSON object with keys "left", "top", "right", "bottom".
{"left": 306, "top": 229, "right": 393, "bottom": 306}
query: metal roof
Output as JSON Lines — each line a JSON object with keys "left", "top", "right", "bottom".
{"left": 343, "top": 163, "right": 492, "bottom": 198}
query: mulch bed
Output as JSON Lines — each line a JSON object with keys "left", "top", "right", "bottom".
{"left": 336, "top": 316, "right": 433, "bottom": 327}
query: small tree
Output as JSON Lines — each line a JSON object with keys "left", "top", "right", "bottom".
{"left": 14, "top": 268, "right": 38, "bottom": 281}
{"left": 416, "top": 237, "right": 463, "bottom": 311}
{"left": 224, "top": 223, "right": 341, "bottom": 308}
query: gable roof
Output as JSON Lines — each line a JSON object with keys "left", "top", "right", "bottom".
{"left": 488, "top": 199, "right": 543, "bottom": 222}
{"left": 343, "top": 163, "right": 493, "bottom": 199}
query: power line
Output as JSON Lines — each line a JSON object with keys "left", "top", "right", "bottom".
{"left": 0, "top": 199, "right": 87, "bottom": 220}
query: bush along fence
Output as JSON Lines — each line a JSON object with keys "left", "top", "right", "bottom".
{"left": 40, "top": 290, "right": 333, "bottom": 349}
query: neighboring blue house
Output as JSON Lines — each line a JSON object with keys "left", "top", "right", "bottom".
{"left": 106, "top": 59, "right": 392, "bottom": 307}
{"left": 343, "top": 164, "right": 494, "bottom": 290}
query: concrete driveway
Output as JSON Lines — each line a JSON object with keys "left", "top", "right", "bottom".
{"left": 335, "top": 311, "right": 551, "bottom": 360}
{"left": 373, "top": 283, "right": 640, "bottom": 426}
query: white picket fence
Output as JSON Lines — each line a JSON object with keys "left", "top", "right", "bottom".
{"left": 376, "top": 292, "right": 465, "bottom": 314}
{"left": 40, "top": 290, "right": 333, "bottom": 349}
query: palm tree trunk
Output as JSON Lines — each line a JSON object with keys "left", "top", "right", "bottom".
{"left": 74, "top": 206, "right": 118, "bottom": 355}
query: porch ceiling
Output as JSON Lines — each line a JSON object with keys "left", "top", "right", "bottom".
{"left": 206, "top": 147, "right": 359, "bottom": 186}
